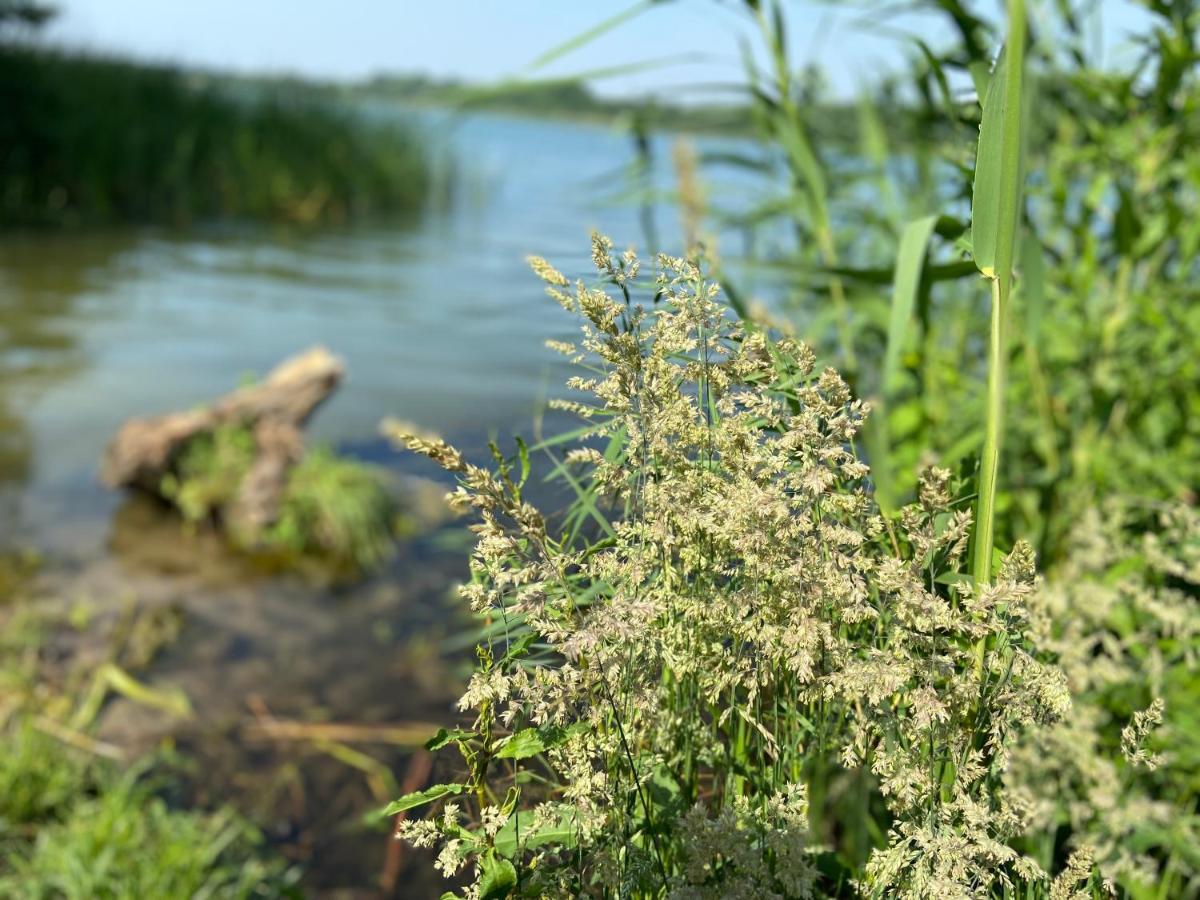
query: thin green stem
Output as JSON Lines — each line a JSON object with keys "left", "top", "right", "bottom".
{"left": 971, "top": 0, "right": 1025, "bottom": 605}
{"left": 972, "top": 276, "right": 1006, "bottom": 589}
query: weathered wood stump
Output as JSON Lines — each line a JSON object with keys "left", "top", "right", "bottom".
{"left": 101, "top": 347, "right": 344, "bottom": 534}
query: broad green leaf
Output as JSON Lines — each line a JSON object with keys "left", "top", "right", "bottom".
{"left": 493, "top": 805, "right": 580, "bottom": 858}
{"left": 970, "top": 0, "right": 1028, "bottom": 592}
{"left": 971, "top": 1, "right": 1027, "bottom": 288}
{"left": 478, "top": 849, "right": 518, "bottom": 900}
{"left": 1018, "top": 232, "right": 1046, "bottom": 346}
{"left": 495, "top": 722, "right": 587, "bottom": 760}
{"left": 499, "top": 631, "right": 539, "bottom": 665}
{"left": 382, "top": 782, "right": 465, "bottom": 815}
{"left": 425, "top": 728, "right": 478, "bottom": 752}
{"left": 884, "top": 215, "right": 940, "bottom": 394}
{"left": 971, "top": 51, "right": 1008, "bottom": 280}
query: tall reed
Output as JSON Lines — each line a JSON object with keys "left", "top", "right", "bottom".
{"left": 969, "top": 0, "right": 1027, "bottom": 591}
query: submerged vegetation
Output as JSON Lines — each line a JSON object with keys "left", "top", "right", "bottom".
{"left": 0, "top": 40, "right": 431, "bottom": 227}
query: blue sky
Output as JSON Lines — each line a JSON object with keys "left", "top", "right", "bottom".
{"left": 43, "top": 1, "right": 1155, "bottom": 100}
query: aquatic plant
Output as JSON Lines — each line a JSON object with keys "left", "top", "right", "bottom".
{"left": 386, "top": 238, "right": 1126, "bottom": 898}
{"left": 160, "top": 422, "right": 257, "bottom": 525}
{"left": 0, "top": 44, "right": 431, "bottom": 227}
{"left": 162, "top": 424, "right": 396, "bottom": 571}
{"left": 268, "top": 446, "right": 398, "bottom": 570}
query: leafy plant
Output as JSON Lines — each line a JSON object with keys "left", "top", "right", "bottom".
{"left": 0, "top": 734, "right": 295, "bottom": 898}
{"left": 161, "top": 423, "right": 397, "bottom": 571}
{"left": 389, "top": 239, "right": 1095, "bottom": 898}
{"left": 161, "top": 422, "right": 257, "bottom": 524}
{"left": 268, "top": 446, "right": 398, "bottom": 570}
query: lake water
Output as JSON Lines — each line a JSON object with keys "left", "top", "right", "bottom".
{"left": 0, "top": 110, "right": 772, "bottom": 895}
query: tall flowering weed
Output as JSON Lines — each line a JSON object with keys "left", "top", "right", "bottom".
{"left": 387, "top": 237, "right": 1086, "bottom": 899}
{"left": 1009, "top": 503, "right": 1199, "bottom": 893}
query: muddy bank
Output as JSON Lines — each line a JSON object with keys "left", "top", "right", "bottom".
{"left": 11, "top": 487, "right": 473, "bottom": 897}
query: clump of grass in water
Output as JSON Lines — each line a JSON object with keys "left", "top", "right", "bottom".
{"left": 267, "top": 447, "right": 398, "bottom": 571}
{"left": 160, "top": 423, "right": 257, "bottom": 525}
{"left": 161, "top": 424, "right": 397, "bottom": 571}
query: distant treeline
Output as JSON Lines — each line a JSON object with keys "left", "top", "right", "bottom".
{"left": 0, "top": 46, "right": 432, "bottom": 227}
{"left": 357, "top": 73, "right": 889, "bottom": 143}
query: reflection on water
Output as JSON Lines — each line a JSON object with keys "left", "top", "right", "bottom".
{"left": 0, "top": 111, "right": 764, "bottom": 894}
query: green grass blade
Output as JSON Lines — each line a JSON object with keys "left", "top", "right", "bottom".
{"left": 971, "top": 0, "right": 1028, "bottom": 639}
{"left": 884, "top": 215, "right": 939, "bottom": 393}
{"left": 970, "top": 52, "right": 1007, "bottom": 280}
{"left": 524, "top": 1, "right": 656, "bottom": 72}
{"left": 971, "top": 6, "right": 1027, "bottom": 289}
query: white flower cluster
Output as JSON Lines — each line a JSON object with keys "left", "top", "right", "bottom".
{"left": 388, "top": 237, "right": 1134, "bottom": 899}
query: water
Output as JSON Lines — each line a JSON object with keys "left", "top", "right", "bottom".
{"left": 0, "top": 110, "right": 765, "bottom": 895}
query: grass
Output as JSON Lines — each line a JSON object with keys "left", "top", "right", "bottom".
{"left": 387, "top": 239, "right": 1190, "bottom": 898}
{"left": 163, "top": 423, "right": 398, "bottom": 572}
{"left": 385, "top": 0, "right": 1200, "bottom": 896}
{"left": 0, "top": 727, "right": 297, "bottom": 898}
{"left": 969, "top": 0, "right": 1027, "bottom": 590}
{"left": 0, "top": 577, "right": 298, "bottom": 897}
{"left": 268, "top": 446, "right": 398, "bottom": 571}
{"left": 0, "top": 44, "right": 431, "bottom": 227}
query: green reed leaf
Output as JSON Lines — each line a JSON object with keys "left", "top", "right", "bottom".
{"left": 495, "top": 723, "right": 587, "bottom": 761}
{"left": 884, "top": 215, "right": 940, "bottom": 393}
{"left": 493, "top": 805, "right": 580, "bottom": 858}
{"left": 425, "top": 728, "right": 478, "bottom": 752}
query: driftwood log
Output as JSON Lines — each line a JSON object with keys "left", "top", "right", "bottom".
{"left": 101, "top": 347, "right": 344, "bottom": 535}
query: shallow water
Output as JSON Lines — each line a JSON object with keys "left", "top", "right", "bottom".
{"left": 0, "top": 110, "right": 772, "bottom": 894}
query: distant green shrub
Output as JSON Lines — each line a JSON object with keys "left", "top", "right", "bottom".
{"left": 0, "top": 45, "right": 430, "bottom": 226}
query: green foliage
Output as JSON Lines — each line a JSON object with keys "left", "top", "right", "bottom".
{"left": 161, "top": 423, "right": 396, "bottom": 571}
{"left": 0, "top": 732, "right": 294, "bottom": 898}
{"left": 0, "top": 725, "right": 94, "bottom": 831}
{"left": 268, "top": 447, "right": 397, "bottom": 570}
{"left": 0, "top": 45, "right": 430, "bottom": 227}
{"left": 0, "top": 615, "right": 296, "bottom": 897}
{"left": 694, "top": 0, "right": 1200, "bottom": 565}
{"left": 392, "top": 242, "right": 1100, "bottom": 898}
{"left": 160, "top": 423, "right": 256, "bottom": 524}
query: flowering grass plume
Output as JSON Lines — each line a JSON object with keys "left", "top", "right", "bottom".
{"left": 384, "top": 235, "right": 1161, "bottom": 899}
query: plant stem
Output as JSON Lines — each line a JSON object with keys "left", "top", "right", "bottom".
{"left": 972, "top": 276, "right": 1006, "bottom": 589}
{"left": 971, "top": 0, "right": 1026, "bottom": 596}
